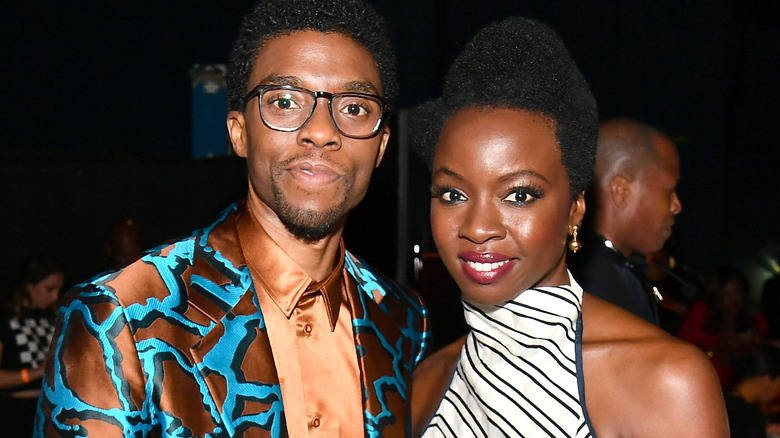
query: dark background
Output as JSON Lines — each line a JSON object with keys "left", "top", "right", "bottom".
{"left": 1, "top": 1, "right": 778, "bottom": 304}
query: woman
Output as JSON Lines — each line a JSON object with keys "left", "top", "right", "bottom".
{"left": 0, "top": 254, "right": 64, "bottom": 435}
{"left": 723, "top": 344, "right": 780, "bottom": 438}
{"left": 409, "top": 17, "right": 728, "bottom": 437}
{"left": 679, "top": 265, "right": 764, "bottom": 389}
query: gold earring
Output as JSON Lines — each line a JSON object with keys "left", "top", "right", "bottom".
{"left": 568, "top": 225, "right": 581, "bottom": 253}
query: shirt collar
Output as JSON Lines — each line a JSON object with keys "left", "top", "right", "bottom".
{"left": 305, "top": 247, "right": 345, "bottom": 330}
{"left": 597, "top": 234, "right": 649, "bottom": 275}
{"left": 236, "top": 202, "right": 345, "bottom": 331}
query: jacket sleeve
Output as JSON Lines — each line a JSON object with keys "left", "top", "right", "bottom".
{"left": 410, "top": 288, "right": 431, "bottom": 369}
{"left": 33, "top": 283, "right": 152, "bottom": 437}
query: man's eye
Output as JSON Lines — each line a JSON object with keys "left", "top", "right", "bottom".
{"left": 343, "top": 103, "right": 368, "bottom": 116}
{"left": 270, "top": 95, "right": 300, "bottom": 109}
{"left": 276, "top": 97, "right": 293, "bottom": 109}
{"left": 265, "top": 92, "right": 303, "bottom": 110}
{"left": 337, "top": 97, "right": 374, "bottom": 118}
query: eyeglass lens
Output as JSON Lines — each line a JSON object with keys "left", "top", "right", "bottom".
{"left": 259, "top": 87, "right": 383, "bottom": 138}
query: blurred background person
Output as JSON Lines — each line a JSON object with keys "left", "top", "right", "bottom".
{"left": 679, "top": 265, "right": 765, "bottom": 389}
{"left": 646, "top": 242, "right": 703, "bottom": 335}
{"left": 759, "top": 274, "right": 780, "bottom": 432}
{"left": 760, "top": 274, "right": 780, "bottom": 348}
{"left": 106, "top": 218, "right": 143, "bottom": 271}
{"left": 0, "top": 254, "right": 65, "bottom": 436}
{"left": 570, "top": 117, "right": 683, "bottom": 326}
{"left": 724, "top": 343, "right": 780, "bottom": 438}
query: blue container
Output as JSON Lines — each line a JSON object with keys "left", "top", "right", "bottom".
{"left": 190, "top": 64, "right": 229, "bottom": 159}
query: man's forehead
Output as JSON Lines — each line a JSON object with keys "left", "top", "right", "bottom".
{"left": 248, "top": 31, "right": 382, "bottom": 93}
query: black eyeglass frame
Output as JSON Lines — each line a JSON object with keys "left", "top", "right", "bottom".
{"left": 244, "top": 84, "right": 390, "bottom": 139}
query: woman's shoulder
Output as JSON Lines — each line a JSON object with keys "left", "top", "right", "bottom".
{"left": 412, "top": 335, "right": 465, "bottom": 399}
{"left": 582, "top": 291, "right": 717, "bottom": 377}
{"left": 581, "top": 293, "right": 729, "bottom": 437}
{"left": 411, "top": 335, "right": 466, "bottom": 437}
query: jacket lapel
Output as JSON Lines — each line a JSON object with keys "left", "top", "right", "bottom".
{"left": 190, "top": 286, "right": 287, "bottom": 437}
{"left": 185, "top": 205, "right": 287, "bottom": 437}
{"left": 346, "top": 255, "right": 411, "bottom": 438}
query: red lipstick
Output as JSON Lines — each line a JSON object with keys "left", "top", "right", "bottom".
{"left": 458, "top": 251, "right": 515, "bottom": 285}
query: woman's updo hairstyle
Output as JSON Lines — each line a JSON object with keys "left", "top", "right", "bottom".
{"left": 410, "top": 16, "right": 599, "bottom": 196}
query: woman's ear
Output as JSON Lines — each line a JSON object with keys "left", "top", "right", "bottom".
{"left": 569, "top": 191, "right": 586, "bottom": 232}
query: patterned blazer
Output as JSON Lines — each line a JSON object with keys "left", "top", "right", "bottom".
{"left": 34, "top": 204, "right": 430, "bottom": 437}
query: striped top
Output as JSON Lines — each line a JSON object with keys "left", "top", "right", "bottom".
{"left": 421, "top": 272, "right": 595, "bottom": 437}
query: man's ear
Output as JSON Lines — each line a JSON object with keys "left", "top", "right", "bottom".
{"left": 609, "top": 174, "right": 633, "bottom": 208}
{"left": 374, "top": 127, "right": 390, "bottom": 168}
{"left": 227, "top": 111, "right": 247, "bottom": 158}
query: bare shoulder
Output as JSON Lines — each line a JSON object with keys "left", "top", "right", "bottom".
{"left": 581, "top": 293, "right": 729, "bottom": 438}
{"left": 411, "top": 336, "right": 466, "bottom": 437}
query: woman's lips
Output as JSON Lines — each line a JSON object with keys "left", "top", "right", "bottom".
{"left": 458, "top": 251, "right": 515, "bottom": 285}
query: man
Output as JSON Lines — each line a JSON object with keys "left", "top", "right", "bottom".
{"left": 105, "top": 218, "right": 143, "bottom": 271}
{"left": 571, "top": 117, "right": 682, "bottom": 325}
{"left": 33, "top": 0, "right": 430, "bottom": 436}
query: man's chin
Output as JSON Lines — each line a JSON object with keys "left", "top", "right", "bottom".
{"left": 278, "top": 207, "right": 346, "bottom": 242}
{"left": 284, "top": 221, "right": 336, "bottom": 242}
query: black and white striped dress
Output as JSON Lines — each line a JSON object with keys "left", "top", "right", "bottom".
{"left": 421, "top": 272, "right": 595, "bottom": 437}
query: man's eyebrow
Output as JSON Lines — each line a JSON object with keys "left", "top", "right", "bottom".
{"left": 343, "top": 81, "right": 381, "bottom": 95}
{"left": 253, "top": 76, "right": 382, "bottom": 95}
{"left": 256, "top": 74, "right": 303, "bottom": 87}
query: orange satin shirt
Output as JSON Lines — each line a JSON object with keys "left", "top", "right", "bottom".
{"left": 238, "top": 207, "right": 364, "bottom": 437}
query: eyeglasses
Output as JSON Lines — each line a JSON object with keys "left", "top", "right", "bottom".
{"left": 244, "top": 85, "right": 389, "bottom": 139}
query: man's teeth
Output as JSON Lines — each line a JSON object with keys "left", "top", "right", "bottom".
{"left": 302, "top": 169, "right": 314, "bottom": 175}
{"left": 467, "top": 260, "right": 508, "bottom": 272}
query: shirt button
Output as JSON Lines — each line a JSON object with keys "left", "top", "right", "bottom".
{"left": 311, "top": 416, "right": 321, "bottom": 428}
{"left": 304, "top": 324, "right": 313, "bottom": 335}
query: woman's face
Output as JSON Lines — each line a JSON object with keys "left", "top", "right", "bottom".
{"left": 721, "top": 279, "right": 744, "bottom": 314}
{"left": 26, "top": 272, "right": 64, "bottom": 309}
{"left": 430, "top": 107, "right": 584, "bottom": 305}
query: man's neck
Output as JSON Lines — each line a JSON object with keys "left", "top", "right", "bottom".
{"left": 246, "top": 190, "right": 344, "bottom": 282}
{"left": 595, "top": 229, "right": 634, "bottom": 259}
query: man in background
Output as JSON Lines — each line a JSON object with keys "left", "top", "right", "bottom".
{"left": 571, "top": 117, "right": 682, "bottom": 325}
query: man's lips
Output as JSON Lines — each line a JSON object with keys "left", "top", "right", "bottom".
{"left": 288, "top": 161, "right": 341, "bottom": 186}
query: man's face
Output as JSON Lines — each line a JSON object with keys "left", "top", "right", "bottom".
{"left": 229, "top": 31, "right": 389, "bottom": 241}
{"left": 624, "top": 135, "right": 682, "bottom": 255}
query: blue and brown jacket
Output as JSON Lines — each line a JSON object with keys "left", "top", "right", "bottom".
{"left": 34, "top": 203, "right": 430, "bottom": 437}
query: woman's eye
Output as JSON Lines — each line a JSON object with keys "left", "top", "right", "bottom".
{"left": 435, "top": 188, "right": 466, "bottom": 204}
{"left": 503, "top": 188, "right": 541, "bottom": 205}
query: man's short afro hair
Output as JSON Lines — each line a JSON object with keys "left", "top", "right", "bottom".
{"left": 410, "top": 16, "right": 599, "bottom": 196}
{"left": 226, "top": 0, "right": 398, "bottom": 112}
